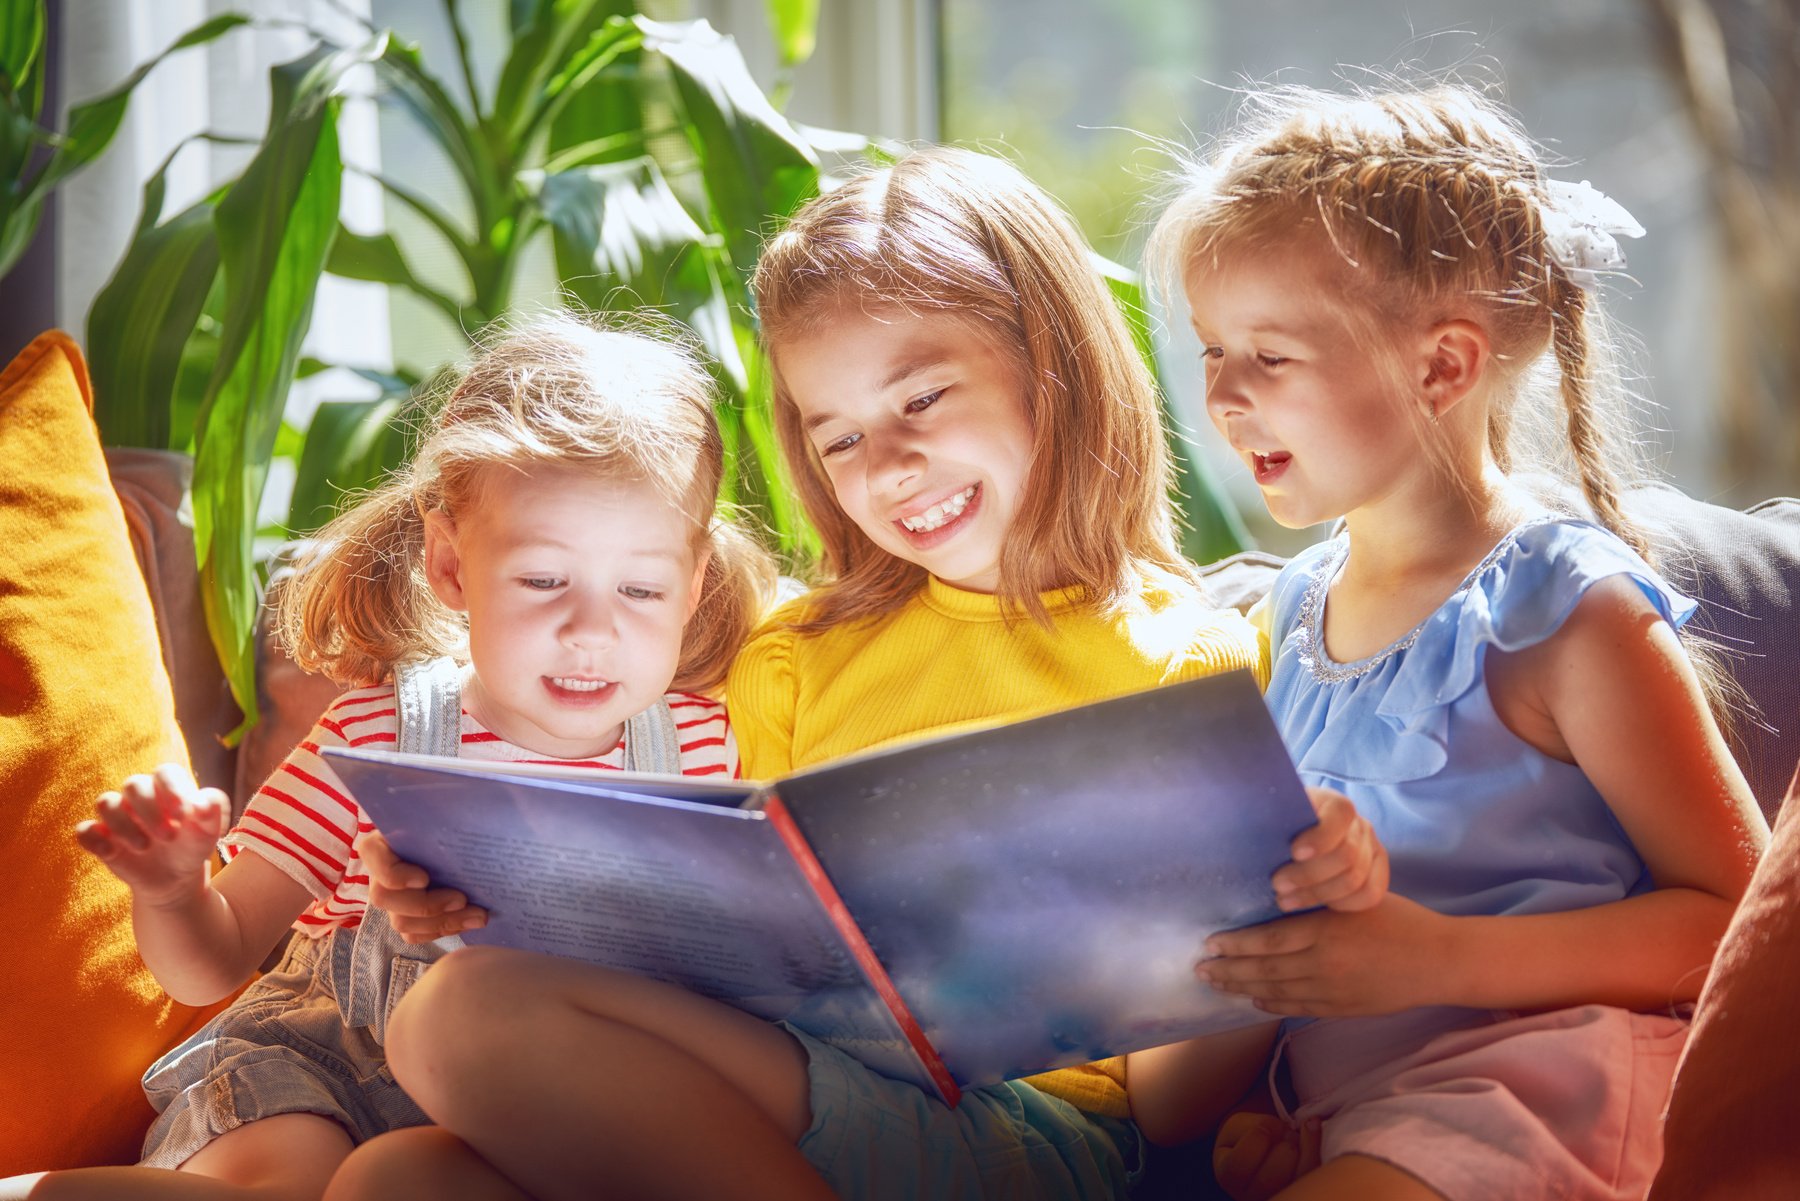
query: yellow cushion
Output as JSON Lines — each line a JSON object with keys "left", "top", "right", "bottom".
{"left": 0, "top": 332, "right": 225, "bottom": 1171}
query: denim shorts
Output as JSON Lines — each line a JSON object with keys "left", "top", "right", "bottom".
{"left": 139, "top": 923, "right": 433, "bottom": 1167}
{"left": 784, "top": 1024, "right": 1144, "bottom": 1201}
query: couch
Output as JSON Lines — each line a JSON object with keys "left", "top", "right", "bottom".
{"left": 5, "top": 331, "right": 1798, "bottom": 1193}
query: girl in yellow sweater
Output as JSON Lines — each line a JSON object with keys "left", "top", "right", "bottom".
{"left": 324, "top": 148, "right": 1384, "bottom": 1201}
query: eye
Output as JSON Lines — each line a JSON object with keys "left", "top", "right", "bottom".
{"left": 904, "top": 388, "right": 945, "bottom": 414}
{"left": 1199, "top": 344, "right": 1224, "bottom": 362}
{"left": 621, "top": 584, "right": 667, "bottom": 602}
{"left": 520, "top": 576, "right": 563, "bottom": 591}
{"left": 820, "top": 431, "right": 862, "bottom": 457}
{"left": 1257, "top": 353, "right": 1288, "bottom": 369}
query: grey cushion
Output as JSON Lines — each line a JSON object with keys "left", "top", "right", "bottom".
{"left": 1621, "top": 486, "right": 1799, "bottom": 823}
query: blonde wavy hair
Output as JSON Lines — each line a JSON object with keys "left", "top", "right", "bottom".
{"left": 754, "top": 145, "right": 1198, "bottom": 630}
{"left": 1151, "top": 82, "right": 1747, "bottom": 726}
{"left": 275, "top": 311, "right": 775, "bottom": 692}
{"left": 1150, "top": 82, "right": 1653, "bottom": 556}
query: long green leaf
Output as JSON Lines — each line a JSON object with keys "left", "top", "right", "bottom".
{"left": 517, "top": 16, "right": 640, "bottom": 149}
{"left": 286, "top": 396, "right": 413, "bottom": 535}
{"left": 326, "top": 223, "right": 466, "bottom": 324}
{"left": 531, "top": 156, "right": 703, "bottom": 302}
{"left": 3, "top": 0, "right": 50, "bottom": 277}
{"left": 193, "top": 39, "right": 379, "bottom": 737}
{"left": 370, "top": 36, "right": 488, "bottom": 215}
{"left": 738, "top": 325, "right": 814, "bottom": 559}
{"left": 494, "top": 0, "right": 629, "bottom": 144}
{"left": 2, "top": 11, "right": 242, "bottom": 279}
{"left": 1097, "top": 255, "right": 1251, "bottom": 563}
{"left": 0, "top": 184, "right": 43, "bottom": 278}
{"left": 1, "top": 0, "right": 45, "bottom": 115}
{"left": 531, "top": 159, "right": 751, "bottom": 394}
{"left": 31, "top": 14, "right": 248, "bottom": 199}
{"left": 639, "top": 17, "right": 819, "bottom": 279}
{"left": 87, "top": 146, "right": 223, "bottom": 449}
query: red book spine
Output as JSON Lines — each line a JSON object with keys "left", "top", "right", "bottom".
{"left": 761, "top": 791, "right": 962, "bottom": 1107}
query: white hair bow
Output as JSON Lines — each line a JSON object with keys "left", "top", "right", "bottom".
{"left": 1536, "top": 178, "right": 1645, "bottom": 292}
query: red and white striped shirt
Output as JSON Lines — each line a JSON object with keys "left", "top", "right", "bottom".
{"left": 222, "top": 685, "right": 738, "bottom": 936}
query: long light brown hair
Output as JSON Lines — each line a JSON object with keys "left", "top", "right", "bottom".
{"left": 754, "top": 145, "right": 1198, "bottom": 630}
{"left": 275, "top": 311, "right": 774, "bottom": 692}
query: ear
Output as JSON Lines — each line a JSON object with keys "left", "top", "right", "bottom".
{"left": 683, "top": 549, "right": 713, "bottom": 623}
{"left": 422, "top": 509, "right": 469, "bottom": 611}
{"left": 1419, "top": 320, "right": 1490, "bottom": 421}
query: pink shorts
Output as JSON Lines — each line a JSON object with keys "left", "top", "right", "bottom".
{"left": 1280, "top": 1005, "right": 1687, "bottom": 1201}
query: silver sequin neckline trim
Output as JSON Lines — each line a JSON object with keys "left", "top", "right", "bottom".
{"left": 1294, "top": 516, "right": 1559, "bottom": 685}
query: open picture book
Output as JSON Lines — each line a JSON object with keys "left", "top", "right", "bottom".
{"left": 323, "top": 669, "right": 1314, "bottom": 1106}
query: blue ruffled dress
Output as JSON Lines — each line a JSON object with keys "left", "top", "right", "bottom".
{"left": 1257, "top": 516, "right": 1702, "bottom": 1200}
{"left": 1264, "top": 515, "right": 1696, "bottom": 919}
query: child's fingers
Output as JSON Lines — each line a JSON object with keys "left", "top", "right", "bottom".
{"left": 1246, "top": 1133, "right": 1301, "bottom": 1200}
{"left": 1213, "top": 1113, "right": 1295, "bottom": 1201}
{"left": 1212, "top": 1116, "right": 1276, "bottom": 1197}
{"left": 74, "top": 819, "right": 118, "bottom": 859}
{"left": 123, "top": 773, "right": 187, "bottom": 843}
{"left": 97, "top": 787, "right": 154, "bottom": 852}
{"left": 1205, "top": 914, "right": 1321, "bottom": 959}
{"left": 355, "top": 832, "right": 428, "bottom": 891}
{"left": 190, "top": 788, "right": 231, "bottom": 840}
{"left": 376, "top": 883, "right": 470, "bottom": 920}
{"left": 1272, "top": 842, "right": 1358, "bottom": 902}
{"left": 1322, "top": 850, "right": 1389, "bottom": 913}
{"left": 387, "top": 901, "right": 488, "bottom": 943}
{"left": 147, "top": 763, "right": 208, "bottom": 832}
{"left": 1290, "top": 789, "right": 1355, "bottom": 862}
{"left": 1198, "top": 952, "right": 1314, "bottom": 991}
{"left": 1274, "top": 851, "right": 1381, "bottom": 912}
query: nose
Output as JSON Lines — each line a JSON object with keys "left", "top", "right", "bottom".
{"left": 1203, "top": 355, "right": 1250, "bottom": 423}
{"left": 561, "top": 590, "right": 619, "bottom": 652}
{"left": 867, "top": 429, "right": 926, "bottom": 498}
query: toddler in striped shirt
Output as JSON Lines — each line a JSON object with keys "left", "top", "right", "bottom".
{"left": 40, "top": 313, "right": 774, "bottom": 1200}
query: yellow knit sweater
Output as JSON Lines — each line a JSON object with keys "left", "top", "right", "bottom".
{"left": 726, "top": 567, "right": 1263, "bottom": 1118}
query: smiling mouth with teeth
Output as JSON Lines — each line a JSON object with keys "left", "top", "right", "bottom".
{"left": 549, "top": 677, "right": 612, "bottom": 692}
{"left": 900, "top": 484, "right": 978, "bottom": 533}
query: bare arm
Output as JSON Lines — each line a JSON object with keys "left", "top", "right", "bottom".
{"left": 1463, "top": 576, "right": 1765, "bottom": 1006}
{"left": 76, "top": 766, "right": 314, "bottom": 1005}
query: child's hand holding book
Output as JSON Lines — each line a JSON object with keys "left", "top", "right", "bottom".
{"left": 1273, "top": 786, "right": 1389, "bottom": 913}
{"left": 356, "top": 831, "right": 488, "bottom": 944}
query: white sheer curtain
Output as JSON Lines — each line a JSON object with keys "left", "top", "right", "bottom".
{"left": 689, "top": 0, "right": 940, "bottom": 142}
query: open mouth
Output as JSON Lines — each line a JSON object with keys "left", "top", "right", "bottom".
{"left": 544, "top": 676, "right": 619, "bottom": 706}
{"left": 896, "top": 483, "right": 981, "bottom": 547}
{"left": 900, "top": 484, "right": 977, "bottom": 533}
{"left": 1252, "top": 452, "right": 1292, "bottom": 484}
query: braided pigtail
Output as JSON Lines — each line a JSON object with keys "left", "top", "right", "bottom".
{"left": 1547, "top": 277, "right": 1651, "bottom": 560}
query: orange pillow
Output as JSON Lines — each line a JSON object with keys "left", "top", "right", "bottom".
{"left": 1649, "top": 765, "right": 1800, "bottom": 1200}
{"left": 0, "top": 332, "right": 226, "bottom": 1172}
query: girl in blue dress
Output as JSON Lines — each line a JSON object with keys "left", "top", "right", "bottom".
{"left": 1127, "top": 84, "right": 1769, "bottom": 1201}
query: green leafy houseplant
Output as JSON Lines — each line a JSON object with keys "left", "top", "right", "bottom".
{"left": 14, "top": 0, "right": 1246, "bottom": 739}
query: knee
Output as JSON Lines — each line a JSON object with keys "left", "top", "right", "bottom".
{"left": 386, "top": 945, "right": 525, "bottom": 1106}
{"left": 322, "top": 1127, "right": 482, "bottom": 1201}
